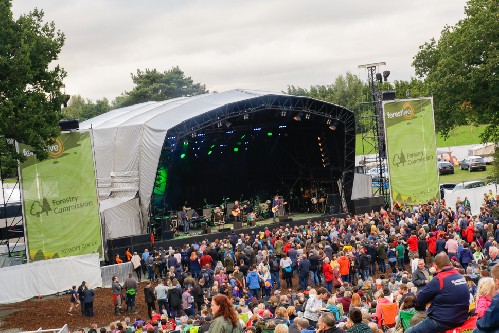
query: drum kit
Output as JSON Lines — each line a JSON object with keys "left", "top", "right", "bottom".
{"left": 311, "top": 196, "right": 327, "bottom": 213}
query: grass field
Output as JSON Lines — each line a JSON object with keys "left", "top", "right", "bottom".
{"left": 356, "top": 124, "right": 488, "bottom": 155}
{"left": 438, "top": 165, "right": 493, "bottom": 184}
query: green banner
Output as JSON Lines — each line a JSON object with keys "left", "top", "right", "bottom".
{"left": 20, "top": 132, "right": 102, "bottom": 261}
{"left": 383, "top": 98, "right": 439, "bottom": 206}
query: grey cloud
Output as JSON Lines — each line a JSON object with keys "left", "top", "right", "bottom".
{"left": 12, "top": 0, "right": 467, "bottom": 101}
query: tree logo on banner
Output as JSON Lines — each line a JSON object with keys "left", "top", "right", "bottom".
{"left": 29, "top": 198, "right": 52, "bottom": 217}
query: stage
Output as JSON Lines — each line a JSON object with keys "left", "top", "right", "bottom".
{"left": 106, "top": 212, "right": 346, "bottom": 262}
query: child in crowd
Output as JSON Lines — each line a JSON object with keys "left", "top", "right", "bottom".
{"left": 475, "top": 277, "right": 495, "bottom": 318}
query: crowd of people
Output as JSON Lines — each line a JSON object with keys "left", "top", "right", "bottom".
{"left": 73, "top": 193, "right": 499, "bottom": 333}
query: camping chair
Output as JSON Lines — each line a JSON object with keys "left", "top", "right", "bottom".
{"left": 399, "top": 310, "right": 416, "bottom": 331}
{"left": 443, "top": 316, "right": 477, "bottom": 333}
{"left": 380, "top": 303, "right": 398, "bottom": 331}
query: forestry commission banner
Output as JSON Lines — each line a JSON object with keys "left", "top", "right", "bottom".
{"left": 382, "top": 98, "right": 439, "bottom": 206}
{"left": 19, "top": 132, "right": 102, "bottom": 261}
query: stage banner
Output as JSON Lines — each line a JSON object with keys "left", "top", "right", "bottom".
{"left": 382, "top": 98, "right": 439, "bottom": 206}
{"left": 19, "top": 132, "right": 102, "bottom": 261}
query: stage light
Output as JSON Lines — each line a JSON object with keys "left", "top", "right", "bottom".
{"left": 180, "top": 153, "right": 186, "bottom": 159}
{"left": 208, "top": 150, "right": 213, "bottom": 155}
{"left": 317, "top": 137, "right": 321, "bottom": 141}
{"left": 191, "top": 132, "right": 196, "bottom": 138}
{"left": 318, "top": 142, "right": 322, "bottom": 146}
{"left": 241, "top": 134, "right": 246, "bottom": 139}
{"left": 225, "top": 121, "right": 232, "bottom": 128}
{"left": 254, "top": 128, "right": 261, "bottom": 131}
{"left": 183, "top": 141, "right": 189, "bottom": 146}
{"left": 293, "top": 113, "right": 302, "bottom": 122}
{"left": 326, "top": 119, "right": 332, "bottom": 125}
{"left": 305, "top": 114, "right": 311, "bottom": 120}
{"left": 376, "top": 73, "right": 383, "bottom": 83}
{"left": 278, "top": 125, "right": 287, "bottom": 129}
{"left": 243, "top": 114, "right": 249, "bottom": 120}
{"left": 267, "top": 132, "right": 273, "bottom": 136}
{"left": 383, "top": 70, "right": 390, "bottom": 81}
{"left": 210, "top": 144, "right": 215, "bottom": 148}
{"left": 329, "top": 120, "right": 338, "bottom": 131}
{"left": 234, "top": 147, "right": 239, "bottom": 152}
{"left": 280, "top": 111, "right": 286, "bottom": 117}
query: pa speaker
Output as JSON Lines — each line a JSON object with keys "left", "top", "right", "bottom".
{"left": 279, "top": 215, "right": 293, "bottom": 223}
{"left": 233, "top": 222, "right": 243, "bottom": 230}
{"left": 58, "top": 118, "right": 79, "bottom": 131}
{"left": 161, "top": 231, "right": 174, "bottom": 240}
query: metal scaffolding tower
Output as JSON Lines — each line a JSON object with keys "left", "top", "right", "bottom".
{"left": 358, "top": 62, "right": 389, "bottom": 202}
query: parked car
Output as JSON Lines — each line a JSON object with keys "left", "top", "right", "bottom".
{"left": 459, "top": 156, "right": 487, "bottom": 172}
{"left": 438, "top": 161, "right": 455, "bottom": 175}
{"left": 440, "top": 183, "right": 456, "bottom": 198}
{"left": 452, "top": 180, "right": 485, "bottom": 192}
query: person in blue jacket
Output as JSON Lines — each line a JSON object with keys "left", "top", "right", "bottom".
{"left": 246, "top": 265, "right": 262, "bottom": 300}
{"left": 474, "top": 263, "right": 499, "bottom": 333}
{"left": 405, "top": 252, "right": 470, "bottom": 333}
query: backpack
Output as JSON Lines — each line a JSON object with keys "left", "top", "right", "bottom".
{"left": 271, "top": 258, "right": 279, "bottom": 271}
{"left": 202, "top": 270, "right": 212, "bottom": 285}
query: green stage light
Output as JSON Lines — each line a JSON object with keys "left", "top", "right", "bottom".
{"left": 237, "top": 141, "right": 242, "bottom": 146}
{"left": 210, "top": 144, "right": 215, "bottom": 149}
{"left": 267, "top": 132, "right": 273, "bottom": 136}
{"left": 241, "top": 135, "right": 246, "bottom": 139}
{"left": 233, "top": 148, "right": 239, "bottom": 152}
{"left": 183, "top": 141, "right": 188, "bottom": 146}
{"left": 180, "top": 153, "right": 186, "bottom": 159}
{"left": 208, "top": 150, "right": 213, "bottom": 155}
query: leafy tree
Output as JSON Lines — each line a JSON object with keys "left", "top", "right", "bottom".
{"left": 0, "top": 0, "right": 66, "bottom": 164}
{"left": 413, "top": 0, "right": 498, "bottom": 143}
{"left": 113, "top": 66, "right": 208, "bottom": 108}
{"left": 63, "top": 95, "right": 111, "bottom": 121}
{"left": 286, "top": 72, "right": 368, "bottom": 132}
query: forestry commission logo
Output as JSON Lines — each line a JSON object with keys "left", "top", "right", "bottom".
{"left": 48, "top": 137, "right": 64, "bottom": 158}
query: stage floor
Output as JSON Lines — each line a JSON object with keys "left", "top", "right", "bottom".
{"left": 173, "top": 212, "right": 324, "bottom": 240}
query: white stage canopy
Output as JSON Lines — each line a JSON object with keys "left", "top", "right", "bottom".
{"left": 80, "top": 90, "right": 287, "bottom": 238}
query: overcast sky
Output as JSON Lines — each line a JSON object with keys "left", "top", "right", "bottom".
{"left": 12, "top": 0, "right": 468, "bottom": 102}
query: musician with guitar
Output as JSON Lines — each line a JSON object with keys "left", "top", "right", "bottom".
{"left": 232, "top": 200, "right": 241, "bottom": 222}
{"left": 272, "top": 195, "right": 287, "bottom": 223}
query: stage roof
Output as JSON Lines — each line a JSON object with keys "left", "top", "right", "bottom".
{"left": 80, "top": 89, "right": 355, "bottom": 239}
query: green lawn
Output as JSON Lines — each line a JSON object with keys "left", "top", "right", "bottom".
{"left": 356, "top": 124, "right": 488, "bottom": 155}
{"left": 438, "top": 165, "right": 493, "bottom": 184}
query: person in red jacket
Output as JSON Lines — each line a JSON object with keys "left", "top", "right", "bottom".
{"left": 199, "top": 251, "right": 213, "bottom": 268}
{"left": 323, "top": 257, "right": 334, "bottom": 293}
{"left": 465, "top": 222, "right": 475, "bottom": 244}
{"left": 427, "top": 232, "right": 437, "bottom": 256}
{"left": 407, "top": 231, "right": 419, "bottom": 260}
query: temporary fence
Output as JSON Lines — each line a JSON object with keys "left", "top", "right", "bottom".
{"left": 0, "top": 253, "right": 101, "bottom": 304}
{"left": 101, "top": 261, "right": 133, "bottom": 287}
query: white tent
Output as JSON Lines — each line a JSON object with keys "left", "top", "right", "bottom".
{"left": 80, "top": 89, "right": 356, "bottom": 241}
{"left": 80, "top": 90, "right": 284, "bottom": 239}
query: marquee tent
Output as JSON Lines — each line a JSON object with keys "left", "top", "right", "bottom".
{"left": 80, "top": 90, "right": 355, "bottom": 240}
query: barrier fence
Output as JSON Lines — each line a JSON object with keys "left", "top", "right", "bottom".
{"left": 101, "top": 261, "right": 133, "bottom": 287}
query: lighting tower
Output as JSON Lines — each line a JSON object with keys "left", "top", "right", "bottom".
{"left": 358, "top": 62, "right": 389, "bottom": 202}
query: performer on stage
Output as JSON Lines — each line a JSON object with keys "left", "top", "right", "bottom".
{"left": 243, "top": 200, "right": 253, "bottom": 214}
{"left": 272, "top": 195, "right": 284, "bottom": 223}
{"left": 181, "top": 206, "right": 189, "bottom": 234}
{"left": 232, "top": 201, "right": 241, "bottom": 222}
